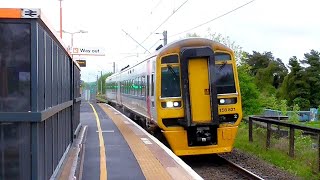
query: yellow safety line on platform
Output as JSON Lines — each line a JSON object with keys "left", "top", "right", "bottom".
{"left": 99, "top": 104, "right": 172, "bottom": 180}
{"left": 89, "top": 103, "right": 107, "bottom": 180}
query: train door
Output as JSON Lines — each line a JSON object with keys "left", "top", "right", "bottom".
{"left": 180, "top": 47, "right": 219, "bottom": 127}
{"left": 146, "top": 60, "right": 152, "bottom": 119}
{"left": 188, "top": 58, "right": 211, "bottom": 123}
{"left": 146, "top": 59, "right": 156, "bottom": 121}
{"left": 150, "top": 59, "right": 156, "bottom": 120}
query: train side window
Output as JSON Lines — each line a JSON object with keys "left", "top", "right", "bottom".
{"left": 119, "top": 81, "right": 121, "bottom": 94}
{"left": 151, "top": 73, "right": 154, "bottom": 96}
{"left": 130, "top": 80, "right": 132, "bottom": 95}
{"left": 134, "top": 78, "right": 136, "bottom": 96}
{"left": 125, "top": 80, "right": 127, "bottom": 94}
{"left": 147, "top": 75, "right": 150, "bottom": 96}
{"left": 131, "top": 79, "right": 134, "bottom": 95}
{"left": 120, "top": 81, "right": 123, "bottom": 94}
{"left": 138, "top": 77, "right": 141, "bottom": 96}
{"left": 141, "top": 76, "right": 145, "bottom": 96}
{"left": 135, "top": 78, "right": 139, "bottom": 96}
{"left": 126, "top": 80, "right": 128, "bottom": 94}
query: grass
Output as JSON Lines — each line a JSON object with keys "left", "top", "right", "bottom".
{"left": 299, "top": 121, "right": 320, "bottom": 129}
{"left": 96, "top": 95, "right": 108, "bottom": 103}
{"left": 235, "top": 121, "right": 320, "bottom": 179}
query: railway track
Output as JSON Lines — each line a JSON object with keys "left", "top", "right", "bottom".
{"left": 182, "top": 154, "right": 264, "bottom": 180}
{"left": 217, "top": 155, "right": 264, "bottom": 180}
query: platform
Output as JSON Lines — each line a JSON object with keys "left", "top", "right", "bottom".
{"left": 58, "top": 102, "right": 202, "bottom": 180}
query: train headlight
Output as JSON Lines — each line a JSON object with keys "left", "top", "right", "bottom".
{"left": 218, "top": 98, "right": 237, "bottom": 105}
{"left": 161, "top": 101, "right": 182, "bottom": 108}
{"left": 173, "top": 102, "right": 179, "bottom": 107}
{"left": 166, "top": 101, "right": 174, "bottom": 108}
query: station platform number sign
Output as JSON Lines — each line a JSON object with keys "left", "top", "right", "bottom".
{"left": 76, "top": 60, "right": 86, "bottom": 67}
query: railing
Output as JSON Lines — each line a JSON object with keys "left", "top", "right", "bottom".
{"left": 249, "top": 116, "right": 320, "bottom": 171}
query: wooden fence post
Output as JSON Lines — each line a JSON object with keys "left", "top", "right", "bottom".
{"left": 289, "top": 127, "right": 295, "bottom": 157}
{"left": 318, "top": 134, "right": 320, "bottom": 172}
{"left": 266, "top": 123, "right": 271, "bottom": 149}
{"left": 249, "top": 118, "right": 253, "bottom": 142}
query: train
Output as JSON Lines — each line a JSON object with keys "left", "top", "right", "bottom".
{"left": 105, "top": 38, "right": 242, "bottom": 156}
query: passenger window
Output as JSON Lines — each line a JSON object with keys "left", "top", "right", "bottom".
{"left": 151, "top": 74, "right": 154, "bottom": 96}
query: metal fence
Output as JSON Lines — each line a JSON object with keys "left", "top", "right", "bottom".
{"left": 248, "top": 116, "right": 320, "bottom": 172}
{"left": 264, "top": 108, "right": 319, "bottom": 121}
{"left": 0, "top": 16, "right": 81, "bottom": 180}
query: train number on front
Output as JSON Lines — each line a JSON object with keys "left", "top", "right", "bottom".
{"left": 219, "top": 107, "right": 235, "bottom": 113}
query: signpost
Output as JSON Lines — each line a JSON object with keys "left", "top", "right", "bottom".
{"left": 76, "top": 60, "right": 86, "bottom": 67}
{"left": 71, "top": 47, "right": 105, "bottom": 56}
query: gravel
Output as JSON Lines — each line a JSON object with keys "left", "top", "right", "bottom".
{"left": 220, "top": 149, "right": 301, "bottom": 180}
{"left": 183, "top": 149, "right": 301, "bottom": 180}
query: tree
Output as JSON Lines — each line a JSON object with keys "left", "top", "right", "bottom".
{"left": 205, "top": 29, "right": 243, "bottom": 62}
{"left": 186, "top": 32, "right": 201, "bottom": 37}
{"left": 279, "top": 100, "right": 288, "bottom": 116}
{"left": 301, "top": 50, "right": 320, "bottom": 107}
{"left": 97, "top": 72, "right": 113, "bottom": 95}
{"left": 237, "top": 64, "right": 262, "bottom": 116}
{"left": 279, "top": 56, "right": 310, "bottom": 109}
{"left": 242, "top": 51, "right": 273, "bottom": 76}
{"left": 240, "top": 51, "right": 288, "bottom": 98}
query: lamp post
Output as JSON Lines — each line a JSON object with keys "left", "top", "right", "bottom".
{"left": 98, "top": 71, "right": 103, "bottom": 94}
{"left": 61, "top": 30, "right": 88, "bottom": 58}
{"left": 62, "top": 30, "right": 88, "bottom": 48}
{"left": 58, "top": 0, "right": 63, "bottom": 38}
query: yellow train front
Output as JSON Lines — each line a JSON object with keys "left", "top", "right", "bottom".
{"left": 106, "top": 38, "right": 242, "bottom": 156}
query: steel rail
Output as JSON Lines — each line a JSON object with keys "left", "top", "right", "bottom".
{"left": 217, "top": 155, "right": 264, "bottom": 180}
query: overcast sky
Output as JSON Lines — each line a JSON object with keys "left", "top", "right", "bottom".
{"left": 2, "top": 0, "right": 320, "bottom": 82}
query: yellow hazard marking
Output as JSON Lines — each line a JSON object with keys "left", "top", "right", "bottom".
{"left": 99, "top": 104, "right": 172, "bottom": 180}
{"left": 89, "top": 103, "right": 107, "bottom": 180}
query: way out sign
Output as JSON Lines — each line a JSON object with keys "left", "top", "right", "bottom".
{"left": 71, "top": 47, "right": 105, "bottom": 56}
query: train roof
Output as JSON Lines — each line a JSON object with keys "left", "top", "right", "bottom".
{"left": 107, "top": 38, "right": 233, "bottom": 79}
{"left": 157, "top": 38, "right": 232, "bottom": 56}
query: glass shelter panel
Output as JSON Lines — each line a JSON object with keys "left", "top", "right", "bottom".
{"left": 0, "top": 23, "right": 31, "bottom": 112}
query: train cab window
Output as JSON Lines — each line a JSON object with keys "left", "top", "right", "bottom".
{"left": 161, "top": 55, "right": 178, "bottom": 64}
{"left": 215, "top": 52, "right": 231, "bottom": 61}
{"left": 215, "top": 64, "right": 236, "bottom": 94}
{"left": 161, "top": 65, "right": 181, "bottom": 98}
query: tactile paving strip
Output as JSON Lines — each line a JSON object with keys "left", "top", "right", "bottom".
{"left": 99, "top": 104, "right": 173, "bottom": 180}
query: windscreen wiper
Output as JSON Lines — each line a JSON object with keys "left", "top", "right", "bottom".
{"left": 167, "top": 64, "right": 178, "bottom": 80}
{"left": 219, "top": 61, "right": 228, "bottom": 71}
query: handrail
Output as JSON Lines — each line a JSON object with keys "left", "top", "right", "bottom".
{"left": 248, "top": 116, "right": 320, "bottom": 172}
{"left": 249, "top": 116, "right": 320, "bottom": 134}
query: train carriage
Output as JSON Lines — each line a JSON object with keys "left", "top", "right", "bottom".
{"left": 106, "top": 38, "right": 242, "bottom": 156}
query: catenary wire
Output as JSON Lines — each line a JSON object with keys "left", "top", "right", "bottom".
{"left": 169, "top": 0, "right": 256, "bottom": 37}
{"left": 140, "top": 0, "right": 190, "bottom": 45}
